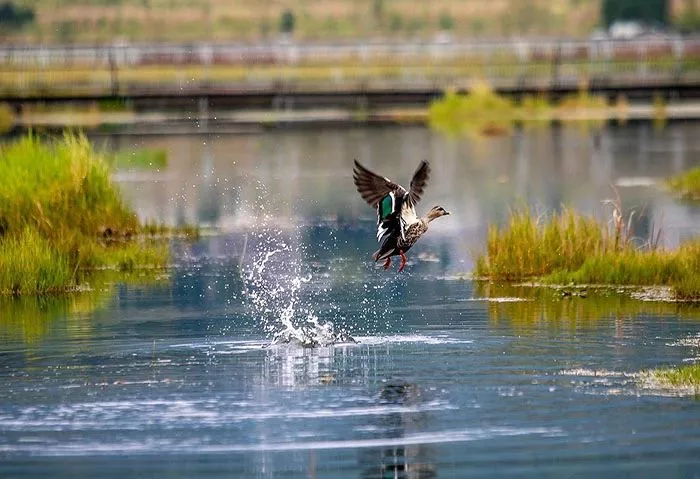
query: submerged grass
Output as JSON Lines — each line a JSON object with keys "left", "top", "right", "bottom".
{"left": 667, "top": 167, "right": 700, "bottom": 201}
{"left": 0, "top": 133, "right": 171, "bottom": 295}
{"left": 474, "top": 206, "right": 700, "bottom": 301}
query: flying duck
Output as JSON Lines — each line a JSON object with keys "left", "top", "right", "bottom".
{"left": 353, "top": 159, "right": 450, "bottom": 272}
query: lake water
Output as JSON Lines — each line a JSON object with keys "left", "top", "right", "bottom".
{"left": 2, "top": 122, "right": 700, "bottom": 477}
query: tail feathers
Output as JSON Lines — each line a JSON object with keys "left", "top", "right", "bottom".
{"left": 372, "top": 248, "right": 394, "bottom": 262}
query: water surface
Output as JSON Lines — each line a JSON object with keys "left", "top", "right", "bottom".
{"left": 2, "top": 123, "right": 700, "bottom": 477}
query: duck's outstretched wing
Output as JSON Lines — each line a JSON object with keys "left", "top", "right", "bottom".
{"left": 408, "top": 160, "right": 430, "bottom": 206}
{"left": 353, "top": 160, "right": 406, "bottom": 207}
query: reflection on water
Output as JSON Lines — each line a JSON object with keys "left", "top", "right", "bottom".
{"left": 0, "top": 273, "right": 169, "bottom": 346}
{"left": 102, "top": 122, "right": 700, "bottom": 274}
{"left": 0, "top": 293, "right": 104, "bottom": 345}
{"left": 476, "top": 282, "right": 700, "bottom": 334}
{"left": 359, "top": 381, "right": 436, "bottom": 479}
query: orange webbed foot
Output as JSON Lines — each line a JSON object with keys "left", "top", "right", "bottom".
{"left": 398, "top": 251, "right": 407, "bottom": 272}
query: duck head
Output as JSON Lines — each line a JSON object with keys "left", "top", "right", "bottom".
{"left": 425, "top": 205, "right": 450, "bottom": 222}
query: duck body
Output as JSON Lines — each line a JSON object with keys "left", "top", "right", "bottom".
{"left": 372, "top": 193, "right": 426, "bottom": 261}
{"left": 353, "top": 160, "right": 449, "bottom": 272}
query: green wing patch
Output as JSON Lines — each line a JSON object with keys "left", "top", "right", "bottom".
{"left": 379, "top": 194, "right": 394, "bottom": 220}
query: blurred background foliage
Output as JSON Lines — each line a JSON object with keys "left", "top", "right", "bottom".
{"left": 1, "top": 0, "right": 698, "bottom": 44}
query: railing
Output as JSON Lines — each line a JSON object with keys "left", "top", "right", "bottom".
{"left": 1, "top": 37, "right": 699, "bottom": 98}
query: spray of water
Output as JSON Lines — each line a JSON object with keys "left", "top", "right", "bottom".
{"left": 242, "top": 225, "right": 355, "bottom": 347}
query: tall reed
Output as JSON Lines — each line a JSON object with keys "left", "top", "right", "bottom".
{"left": 474, "top": 206, "right": 700, "bottom": 300}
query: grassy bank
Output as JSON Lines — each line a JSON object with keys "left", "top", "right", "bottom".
{"left": 473, "top": 206, "right": 700, "bottom": 301}
{"left": 667, "top": 167, "right": 700, "bottom": 201}
{"left": 0, "top": 133, "right": 170, "bottom": 295}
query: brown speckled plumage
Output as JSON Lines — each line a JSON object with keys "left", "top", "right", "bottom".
{"left": 353, "top": 160, "right": 450, "bottom": 271}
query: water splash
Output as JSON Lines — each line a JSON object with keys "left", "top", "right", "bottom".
{"left": 242, "top": 226, "right": 354, "bottom": 347}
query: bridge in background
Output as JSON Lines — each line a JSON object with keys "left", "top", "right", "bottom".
{"left": 2, "top": 37, "right": 700, "bottom": 109}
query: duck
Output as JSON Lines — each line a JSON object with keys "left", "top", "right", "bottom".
{"left": 353, "top": 159, "right": 450, "bottom": 272}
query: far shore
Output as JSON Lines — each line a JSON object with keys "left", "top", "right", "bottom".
{"left": 12, "top": 101, "right": 700, "bottom": 131}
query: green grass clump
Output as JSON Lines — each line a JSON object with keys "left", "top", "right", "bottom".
{"left": 0, "top": 228, "right": 72, "bottom": 295}
{"left": 648, "top": 364, "right": 700, "bottom": 394}
{"left": 0, "top": 133, "right": 138, "bottom": 240}
{"left": 667, "top": 167, "right": 700, "bottom": 201}
{"left": 429, "top": 83, "right": 515, "bottom": 137}
{"left": 0, "top": 133, "right": 171, "bottom": 295}
{"left": 474, "top": 207, "right": 606, "bottom": 280}
{"left": 112, "top": 148, "right": 168, "bottom": 170}
{"left": 474, "top": 207, "right": 700, "bottom": 300}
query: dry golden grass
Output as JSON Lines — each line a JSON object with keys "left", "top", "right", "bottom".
{"left": 14, "top": 0, "right": 605, "bottom": 43}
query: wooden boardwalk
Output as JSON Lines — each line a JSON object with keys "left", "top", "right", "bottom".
{"left": 2, "top": 37, "right": 700, "bottom": 107}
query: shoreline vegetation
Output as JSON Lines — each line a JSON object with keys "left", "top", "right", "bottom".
{"left": 645, "top": 364, "right": 700, "bottom": 396}
{"left": 667, "top": 167, "right": 700, "bottom": 201}
{"left": 2, "top": 93, "right": 690, "bottom": 134}
{"left": 427, "top": 81, "right": 655, "bottom": 136}
{"left": 473, "top": 203, "right": 700, "bottom": 302}
{"left": 0, "top": 133, "right": 194, "bottom": 296}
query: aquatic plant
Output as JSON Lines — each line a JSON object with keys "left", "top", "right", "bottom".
{"left": 0, "top": 102, "right": 16, "bottom": 133}
{"left": 557, "top": 78, "right": 608, "bottom": 128}
{"left": 519, "top": 93, "right": 553, "bottom": 127}
{"left": 429, "top": 83, "right": 515, "bottom": 137}
{"left": 652, "top": 93, "right": 668, "bottom": 130}
{"left": 0, "top": 133, "right": 138, "bottom": 239}
{"left": 474, "top": 206, "right": 700, "bottom": 301}
{"left": 667, "top": 167, "right": 700, "bottom": 201}
{"left": 474, "top": 207, "right": 608, "bottom": 280}
{"left": 0, "top": 228, "right": 72, "bottom": 295}
{"left": 615, "top": 93, "right": 630, "bottom": 125}
{"left": 0, "top": 133, "right": 169, "bottom": 295}
{"left": 112, "top": 148, "right": 168, "bottom": 170}
{"left": 646, "top": 364, "right": 700, "bottom": 395}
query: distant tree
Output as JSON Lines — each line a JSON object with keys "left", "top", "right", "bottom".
{"left": 260, "top": 18, "right": 271, "bottom": 38}
{"left": 56, "top": 21, "right": 76, "bottom": 43}
{"left": 439, "top": 12, "right": 454, "bottom": 31}
{"left": 373, "top": 0, "right": 384, "bottom": 22}
{"left": 279, "top": 8, "right": 295, "bottom": 34}
{"left": 0, "top": 1, "right": 35, "bottom": 30}
{"left": 676, "top": 0, "right": 700, "bottom": 33}
{"left": 602, "top": 0, "right": 669, "bottom": 27}
{"left": 389, "top": 13, "right": 403, "bottom": 32}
